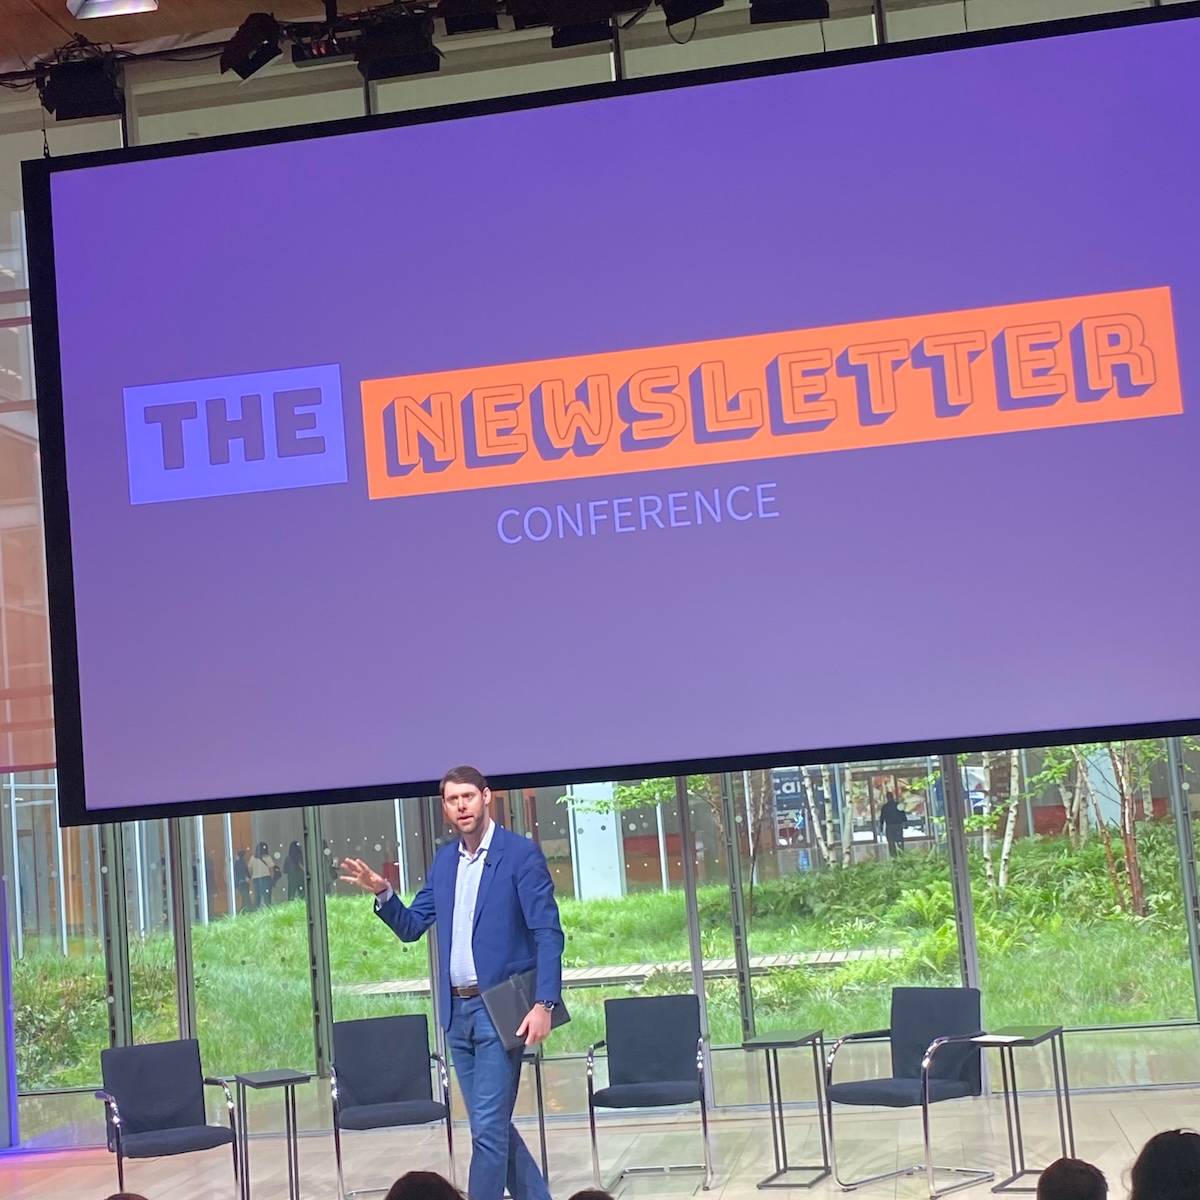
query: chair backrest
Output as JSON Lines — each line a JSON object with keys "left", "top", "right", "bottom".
{"left": 604, "top": 994, "right": 701, "bottom": 1087}
{"left": 100, "top": 1039, "right": 207, "bottom": 1135}
{"left": 332, "top": 1014, "right": 434, "bottom": 1108}
{"left": 890, "top": 986, "right": 982, "bottom": 1094}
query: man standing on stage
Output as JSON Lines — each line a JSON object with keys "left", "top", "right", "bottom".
{"left": 339, "top": 767, "right": 562, "bottom": 1200}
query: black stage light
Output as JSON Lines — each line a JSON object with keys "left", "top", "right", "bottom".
{"left": 551, "top": 18, "right": 612, "bottom": 47}
{"left": 547, "top": 0, "right": 617, "bottom": 48}
{"left": 355, "top": 14, "right": 441, "bottom": 79}
{"left": 660, "top": 0, "right": 722, "bottom": 25}
{"left": 220, "top": 12, "right": 284, "bottom": 79}
{"left": 508, "top": 0, "right": 551, "bottom": 30}
{"left": 37, "top": 57, "right": 124, "bottom": 121}
{"left": 749, "top": 0, "right": 827, "bottom": 24}
{"left": 440, "top": 0, "right": 502, "bottom": 35}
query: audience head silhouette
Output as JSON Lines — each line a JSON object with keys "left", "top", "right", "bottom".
{"left": 103, "top": 1194, "right": 152, "bottom": 1200}
{"left": 567, "top": 1190, "right": 617, "bottom": 1200}
{"left": 1131, "top": 1129, "right": 1200, "bottom": 1200}
{"left": 383, "top": 1170, "right": 464, "bottom": 1200}
{"left": 1036, "top": 1158, "right": 1107, "bottom": 1200}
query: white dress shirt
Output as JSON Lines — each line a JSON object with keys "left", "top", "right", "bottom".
{"left": 448, "top": 818, "right": 495, "bottom": 988}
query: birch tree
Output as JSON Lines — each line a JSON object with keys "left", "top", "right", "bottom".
{"left": 997, "top": 747, "right": 1022, "bottom": 893}
{"left": 800, "top": 766, "right": 832, "bottom": 866}
{"left": 841, "top": 763, "right": 856, "bottom": 866}
{"left": 978, "top": 751, "right": 996, "bottom": 891}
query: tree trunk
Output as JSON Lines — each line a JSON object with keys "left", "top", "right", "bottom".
{"left": 702, "top": 776, "right": 725, "bottom": 840}
{"left": 841, "top": 764, "right": 855, "bottom": 866}
{"left": 1061, "top": 776, "right": 1084, "bottom": 847}
{"left": 1108, "top": 744, "right": 1147, "bottom": 918}
{"left": 998, "top": 747, "right": 1021, "bottom": 893}
{"left": 800, "top": 768, "right": 831, "bottom": 867}
{"left": 1074, "top": 747, "right": 1125, "bottom": 910}
{"left": 745, "top": 769, "right": 773, "bottom": 917}
{"left": 819, "top": 765, "right": 840, "bottom": 867}
{"left": 980, "top": 752, "right": 996, "bottom": 892}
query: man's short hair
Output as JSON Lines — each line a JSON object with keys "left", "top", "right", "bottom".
{"left": 1037, "top": 1158, "right": 1107, "bottom": 1200}
{"left": 440, "top": 765, "right": 489, "bottom": 797}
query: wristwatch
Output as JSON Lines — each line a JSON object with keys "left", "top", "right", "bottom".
{"left": 537, "top": 1000, "right": 557, "bottom": 1012}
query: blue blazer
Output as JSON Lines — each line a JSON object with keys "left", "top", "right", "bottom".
{"left": 375, "top": 822, "right": 564, "bottom": 1028}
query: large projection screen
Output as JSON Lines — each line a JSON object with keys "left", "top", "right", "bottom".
{"left": 25, "top": 7, "right": 1200, "bottom": 824}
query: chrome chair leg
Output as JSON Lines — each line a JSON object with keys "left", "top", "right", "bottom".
{"left": 225, "top": 1088, "right": 240, "bottom": 1195}
{"left": 920, "top": 1042, "right": 994, "bottom": 1199}
{"left": 332, "top": 1116, "right": 347, "bottom": 1200}
{"left": 588, "top": 1088, "right": 602, "bottom": 1187}
{"left": 445, "top": 1108, "right": 456, "bottom": 1189}
{"left": 827, "top": 1099, "right": 913, "bottom": 1192}
{"left": 920, "top": 1090, "right": 993, "bottom": 1199}
{"left": 434, "top": 1052, "right": 457, "bottom": 1190}
{"left": 828, "top": 1097, "right": 991, "bottom": 1198}
{"left": 699, "top": 1083, "right": 714, "bottom": 1190}
{"left": 923, "top": 1076, "right": 937, "bottom": 1200}
{"left": 584, "top": 1033, "right": 714, "bottom": 1192}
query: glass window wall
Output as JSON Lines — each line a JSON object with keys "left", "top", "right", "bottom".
{"left": 324, "top": 796, "right": 435, "bottom": 1031}
{"left": 4, "top": 0, "right": 1200, "bottom": 1151}
{"left": 966, "top": 741, "right": 1198, "bottom": 1087}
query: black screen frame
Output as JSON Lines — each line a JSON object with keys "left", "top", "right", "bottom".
{"left": 23, "top": 1, "right": 1200, "bottom": 826}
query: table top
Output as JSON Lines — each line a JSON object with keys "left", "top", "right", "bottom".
{"left": 743, "top": 1030, "right": 823, "bottom": 1050}
{"left": 235, "top": 1069, "right": 313, "bottom": 1089}
{"left": 972, "top": 1026, "right": 1063, "bottom": 1047}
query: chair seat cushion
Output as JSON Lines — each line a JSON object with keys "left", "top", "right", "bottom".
{"left": 827, "top": 1077, "right": 975, "bottom": 1108}
{"left": 122, "top": 1124, "right": 234, "bottom": 1158}
{"left": 338, "top": 1100, "right": 449, "bottom": 1131}
{"left": 592, "top": 1081, "right": 701, "bottom": 1109}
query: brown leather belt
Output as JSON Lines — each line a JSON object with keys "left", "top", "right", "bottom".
{"left": 452, "top": 985, "right": 481, "bottom": 999}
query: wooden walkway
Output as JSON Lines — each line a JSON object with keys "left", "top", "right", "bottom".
{"left": 342, "top": 947, "right": 901, "bottom": 996}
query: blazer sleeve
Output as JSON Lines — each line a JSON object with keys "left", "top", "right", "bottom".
{"left": 515, "top": 843, "right": 565, "bottom": 1004}
{"left": 374, "top": 870, "right": 437, "bottom": 942}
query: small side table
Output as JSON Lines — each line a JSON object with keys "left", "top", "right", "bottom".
{"left": 742, "top": 1030, "right": 830, "bottom": 1189}
{"left": 235, "top": 1068, "right": 313, "bottom": 1200}
{"left": 521, "top": 1046, "right": 550, "bottom": 1181}
{"left": 972, "top": 1027, "right": 1075, "bottom": 1193}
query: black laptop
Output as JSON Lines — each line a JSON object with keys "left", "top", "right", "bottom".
{"left": 481, "top": 970, "right": 571, "bottom": 1051}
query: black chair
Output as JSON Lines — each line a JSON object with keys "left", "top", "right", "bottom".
{"left": 95, "top": 1038, "right": 238, "bottom": 1193}
{"left": 331, "top": 1014, "right": 454, "bottom": 1200}
{"left": 825, "top": 986, "right": 993, "bottom": 1199}
{"left": 587, "top": 994, "right": 714, "bottom": 1191}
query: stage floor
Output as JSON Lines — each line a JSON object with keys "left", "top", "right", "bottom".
{"left": 3, "top": 1086, "right": 1196, "bottom": 1200}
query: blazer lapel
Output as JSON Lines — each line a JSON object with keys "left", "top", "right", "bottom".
{"left": 437, "top": 843, "right": 460, "bottom": 921}
{"left": 472, "top": 824, "right": 505, "bottom": 934}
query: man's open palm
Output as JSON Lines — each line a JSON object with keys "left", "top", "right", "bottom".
{"left": 340, "top": 857, "right": 387, "bottom": 893}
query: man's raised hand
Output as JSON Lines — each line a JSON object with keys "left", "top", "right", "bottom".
{"left": 339, "top": 857, "right": 388, "bottom": 894}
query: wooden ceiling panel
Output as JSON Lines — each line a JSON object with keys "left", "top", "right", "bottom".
{"left": 0, "top": 1, "right": 72, "bottom": 67}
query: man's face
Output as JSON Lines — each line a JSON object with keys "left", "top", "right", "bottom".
{"left": 442, "top": 781, "right": 490, "bottom": 837}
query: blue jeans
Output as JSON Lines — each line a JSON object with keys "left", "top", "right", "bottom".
{"left": 447, "top": 996, "right": 549, "bottom": 1200}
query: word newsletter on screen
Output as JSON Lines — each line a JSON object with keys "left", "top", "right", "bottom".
{"left": 359, "top": 289, "right": 1182, "bottom": 544}
{"left": 123, "top": 289, "right": 1182, "bottom": 517}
